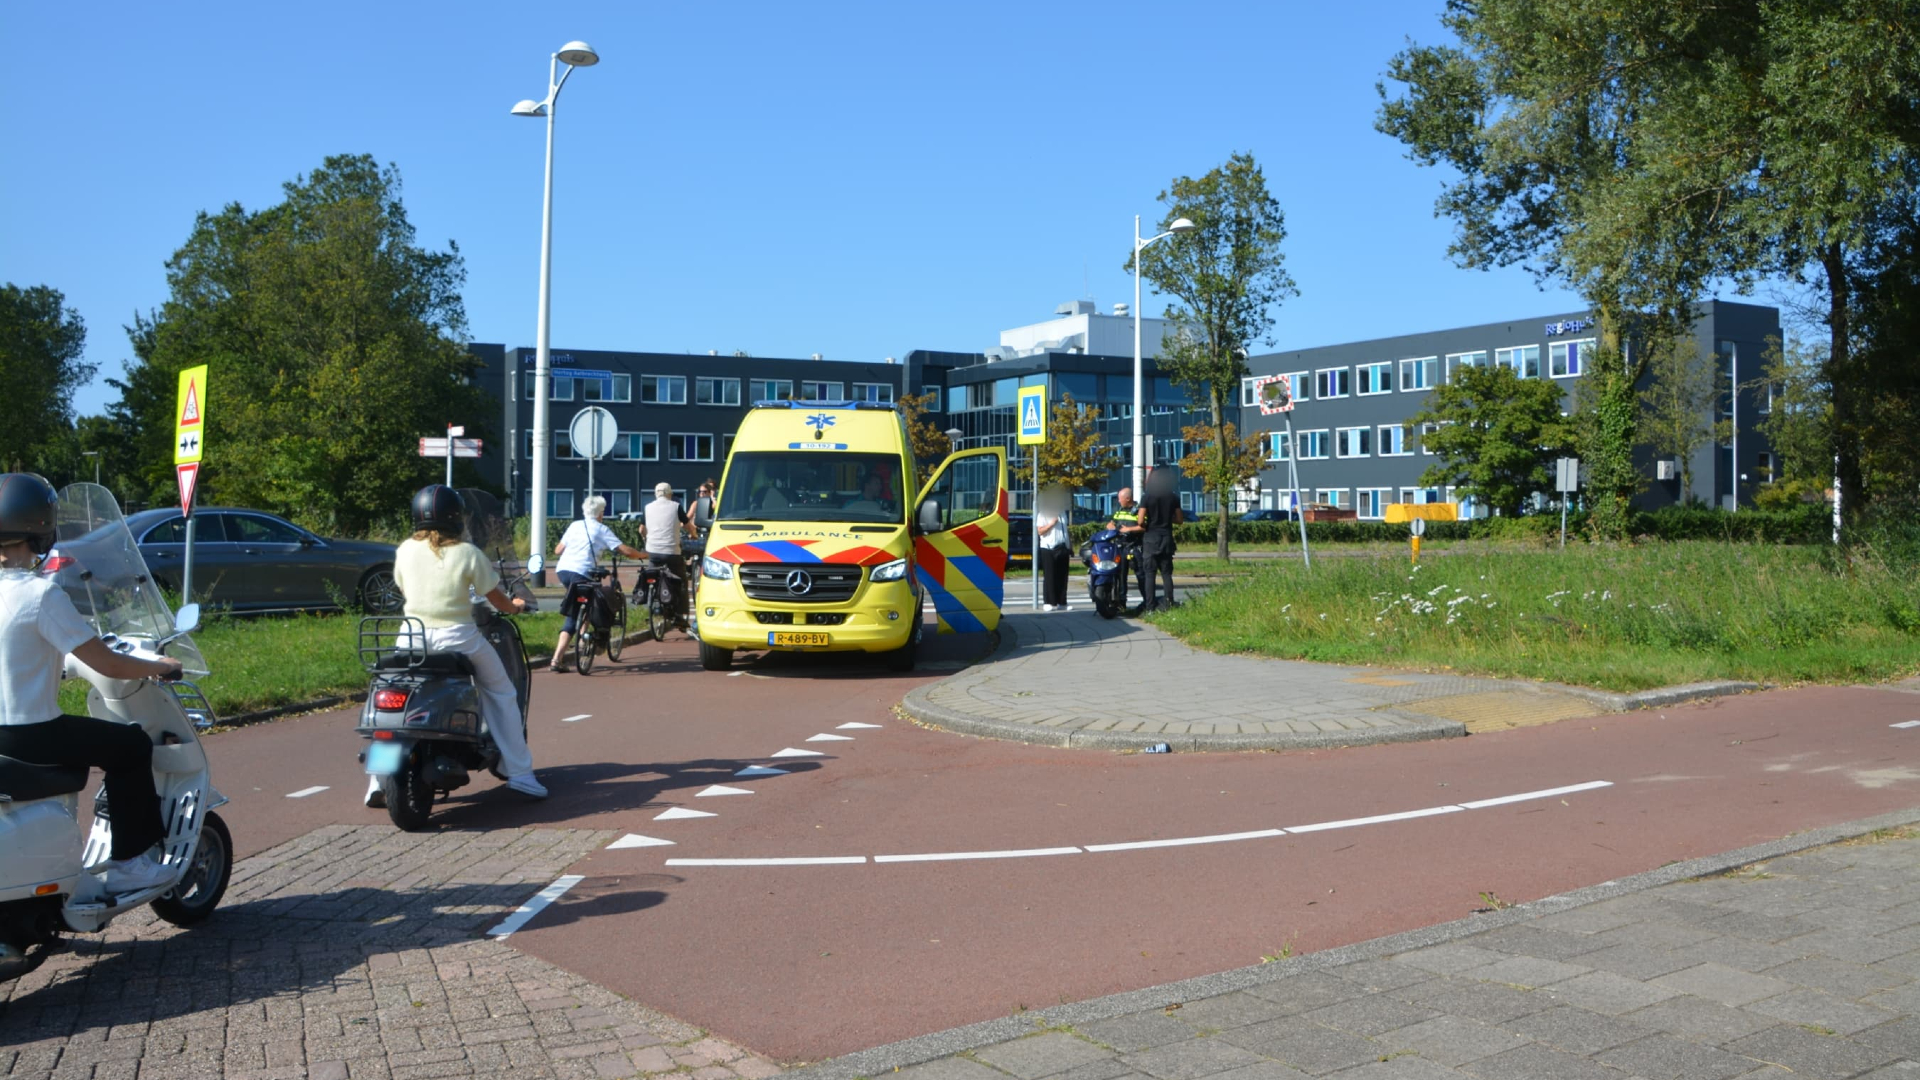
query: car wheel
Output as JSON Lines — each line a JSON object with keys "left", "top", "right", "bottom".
{"left": 358, "top": 566, "right": 403, "bottom": 615}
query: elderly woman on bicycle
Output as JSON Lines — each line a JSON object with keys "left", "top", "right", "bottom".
{"left": 548, "top": 495, "right": 644, "bottom": 673}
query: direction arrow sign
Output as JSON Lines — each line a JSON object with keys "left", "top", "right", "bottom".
{"left": 418, "top": 437, "right": 483, "bottom": 458}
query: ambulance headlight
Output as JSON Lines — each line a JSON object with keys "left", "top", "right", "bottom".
{"left": 701, "top": 555, "right": 734, "bottom": 581}
{"left": 870, "top": 558, "right": 909, "bottom": 583}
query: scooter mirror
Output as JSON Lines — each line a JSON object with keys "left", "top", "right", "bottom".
{"left": 525, "top": 553, "right": 545, "bottom": 576}
{"left": 173, "top": 603, "right": 201, "bottom": 634}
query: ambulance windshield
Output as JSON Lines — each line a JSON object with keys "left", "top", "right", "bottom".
{"left": 717, "top": 452, "right": 906, "bottom": 524}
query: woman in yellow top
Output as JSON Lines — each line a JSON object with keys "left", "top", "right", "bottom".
{"left": 364, "top": 486, "right": 545, "bottom": 807}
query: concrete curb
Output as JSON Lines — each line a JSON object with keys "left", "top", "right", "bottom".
{"left": 1549, "top": 679, "right": 1764, "bottom": 713}
{"left": 213, "top": 624, "right": 657, "bottom": 730}
{"left": 785, "top": 803, "right": 1920, "bottom": 1079}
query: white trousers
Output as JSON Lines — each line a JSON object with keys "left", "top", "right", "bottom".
{"left": 409, "top": 623, "right": 535, "bottom": 780}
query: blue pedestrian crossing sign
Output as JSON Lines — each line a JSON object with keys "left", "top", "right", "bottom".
{"left": 1017, "top": 385, "right": 1047, "bottom": 446}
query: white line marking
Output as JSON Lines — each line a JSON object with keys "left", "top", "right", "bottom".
{"left": 653, "top": 807, "right": 717, "bottom": 821}
{"left": 1284, "top": 805, "right": 1465, "bottom": 833}
{"left": 486, "top": 874, "right": 584, "bottom": 938}
{"left": 1892, "top": 720, "right": 1920, "bottom": 729}
{"left": 696, "top": 784, "right": 754, "bottom": 797}
{"left": 285, "top": 786, "right": 329, "bottom": 799}
{"left": 1085, "top": 829, "right": 1286, "bottom": 853}
{"left": 873, "top": 847, "right": 1083, "bottom": 863}
{"left": 560, "top": 714, "right": 591, "bottom": 723}
{"left": 606, "top": 834, "right": 674, "bottom": 850}
{"left": 665, "top": 857, "right": 867, "bottom": 866}
{"left": 837, "top": 722, "right": 883, "bottom": 729}
{"left": 771, "top": 747, "right": 826, "bottom": 758}
{"left": 1458, "top": 780, "right": 1615, "bottom": 809}
{"left": 806, "top": 733, "right": 855, "bottom": 742}
{"left": 735, "top": 765, "right": 789, "bottom": 777}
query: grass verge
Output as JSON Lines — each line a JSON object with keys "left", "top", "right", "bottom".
{"left": 59, "top": 612, "right": 568, "bottom": 721}
{"left": 1152, "top": 541, "right": 1920, "bottom": 692}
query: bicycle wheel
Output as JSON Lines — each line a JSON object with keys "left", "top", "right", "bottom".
{"left": 647, "top": 589, "right": 665, "bottom": 641}
{"left": 608, "top": 612, "right": 626, "bottom": 661}
{"left": 575, "top": 623, "right": 596, "bottom": 674}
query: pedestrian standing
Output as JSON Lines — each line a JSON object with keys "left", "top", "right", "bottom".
{"left": 1106, "top": 487, "right": 1146, "bottom": 610}
{"left": 1036, "top": 490, "right": 1070, "bottom": 611}
{"left": 1139, "top": 469, "right": 1183, "bottom": 612}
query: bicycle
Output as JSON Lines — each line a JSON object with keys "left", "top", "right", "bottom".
{"left": 560, "top": 564, "right": 626, "bottom": 675}
{"left": 633, "top": 561, "right": 687, "bottom": 642}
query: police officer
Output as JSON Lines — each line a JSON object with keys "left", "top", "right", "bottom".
{"left": 1105, "top": 487, "right": 1147, "bottom": 612}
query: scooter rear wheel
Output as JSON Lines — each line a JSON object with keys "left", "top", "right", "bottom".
{"left": 382, "top": 761, "right": 434, "bottom": 831}
{"left": 151, "top": 811, "right": 233, "bottom": 927}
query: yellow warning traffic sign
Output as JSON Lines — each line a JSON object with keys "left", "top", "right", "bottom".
{"left": 174, "top": 365, "right": 208, "bottom": 464}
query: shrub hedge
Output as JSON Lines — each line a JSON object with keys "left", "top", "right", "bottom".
{"left": 1064, "top": 503, "right": 1830, "bottom": 547}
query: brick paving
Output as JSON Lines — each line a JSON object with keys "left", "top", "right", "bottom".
{"left": 901, "top": 610, "right": 1614, "bottom": 751}
{"left": 0, "top": 826, "right": 779, "bottom": 1080}
{"left": 805, "top": 825, "right": 1920, "bottom": 1080}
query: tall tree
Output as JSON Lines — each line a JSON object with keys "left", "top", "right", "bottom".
{"left": 112, "top": 155, "right": 484, "bottom": 533}
{"left": 896, "top": 391, "right": 953, "bottom": 470}
{"left": 1130, "top": 153, "right": 1298, "bottom": 558}
{"left": 1638, "top": 335, "right": 1727, "bottom": 504}
{"left": 1176, "top": 421, "right": 1264, "bottom": 519}
{"left": 0, "top": 284, "right": 94, "bottom": 474}
{"left": 1409, "top": 364, "right": 1573, "bottom": 518}
{"left": 1750, "top": 336, "right": 1832, "bottom": 510}
{"left": 1013, "top": 394, "right": 1121, "bottom": 493}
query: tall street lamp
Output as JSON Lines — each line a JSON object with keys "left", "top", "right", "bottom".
{"left": 513, "top": 39, "right": 600, "bottom": 575}
{"left": 944, "top": 427, "right": 963, "bottom": 454}
{"left": 81, "top": 451, "right": 100, "bottom": 486}
{"left": 1132, "top": 214, "right": 1196, "bottom": 493}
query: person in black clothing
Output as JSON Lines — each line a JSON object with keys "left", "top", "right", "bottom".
{"left": 1139, "top": 469, "right": 1182, "bottom": 612}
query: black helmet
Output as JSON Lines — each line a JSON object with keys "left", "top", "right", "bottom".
{"left": 0, "top": 473, "right": 59, "bottom": 556}
{"left": 410, "top": 485, "right": 466, "bottom": 537}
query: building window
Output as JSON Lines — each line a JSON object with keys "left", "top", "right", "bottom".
{"left": 1496, "top": 345, "right": 1541, "bottom": 378}
{"left": 722, "top": 432, "right": 735, "bottom": 458}
{"left": 1400, "top": 486, "right": 1443, "bottom": 505}
{"left": 613, "top": 432, "right": 659, "bottom": 461}
{"left": 524, "top": 372, "right": 576, "bottom": 401}
{"left": 1446, "top": 351, "right": 1486, "bottom": 382}
{"left": 1358, "top": 489, "right": 1392, "bottom": 520}
{"left": 528, "top": 430, "right": 586, "bottom": 459}
{"left": 1549, "top": 339, "right": 1592, "bottom": 378}
{"left": 668, "top": 433, "right": 714, "bottom": 462}
{"left": 1335, "top": 426, "right": 1372, "bottom": 458}
{"left": 1400, "top": 357, "right": 1438, "bottom": 391}
{"left": 697, "top": 377, "right": 741, "bottom": 406}
{"left": 852, "top": 382, "right": 894, "bottom": 403}
{"left": 546, "top": 489, "right": 574, "bottom": 519}
{"left": 581, "top": 374, "right": 633, "bottom": 403}
{"left": 1378, "top": 425, "right": 1412, "bottom": 456}
{"left": 1316, "top": 489, "right": 1350, "bottom": 509}
{"left": 1420, "top": 422, "right": 1441, "bottom": 455}
{"left": 639, "top": 375, "right": 687, "bottom": 404}
{"left": 752, "top": 378, "right": 794, "bottom": 402}
{"left": 595, "top": 490, "right": 633, "bottom": 516}
{"left": 1358, "top": 362, "right": 1393, "bottom": 395}
{"left": 1240, "top": 377, "right": 1261, "bottom": 407}
{"left": 1756, "top": 451, "right": 1775, "bottom": 483}
{"left": 1263, "top": 430, "right": 1291, "bottom": 461}
{"left": 799, "top": 380, "right": 844, "bottom": 401}
{"left": 1315, "top": 368, "right": 1350, "bottom": 399}
{"left": 1297, "top": 429, "right": 1329, "bottom": 460}
{"left": 921, "top": 384, "right": 942, "bottom": 400}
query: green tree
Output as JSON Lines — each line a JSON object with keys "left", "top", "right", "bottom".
{"left": 1129, "top": 153, "right": 1298, "bottom": 558}
{"left": 1750, "top": 336, "right": 1832, "bottom": 510}
{"left": 0, "top": 284, "right": 94, "bottom": 474}
{"left": 1638, "top": 335, "right": 1726, "bottom": 504}
{"left": 1409, "top": 364, "right": 1572, "bottom": 518}
{"left": 111, "top": 155, "right": 484, "bottom": 533}
{"left": 1013, "top": 393, "right": 1120, "bottom": 494}
{"left": 1176, "top": 421, "right": 1263, "bottom": 518}
{"left": 897, "top": 391, "right": 953, "bottom": 470}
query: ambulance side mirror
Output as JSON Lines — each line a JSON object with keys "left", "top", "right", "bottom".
{"left": 917, "top": 499, "right": 944, "bottom": 534}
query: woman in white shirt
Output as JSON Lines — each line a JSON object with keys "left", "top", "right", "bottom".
{"left": 1036, "top": 489, "right": 1071, "bottom": 612}
{"left": 548, "top": 495, "right": 643, "bottom": 673}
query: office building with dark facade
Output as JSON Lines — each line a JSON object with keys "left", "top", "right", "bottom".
{"left": 467, "top": 298, "right": 1780, "bottom": 523}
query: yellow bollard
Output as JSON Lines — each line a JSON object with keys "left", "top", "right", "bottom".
{"left": 1411, "top": 535, "right": 1422, "bottom": 563}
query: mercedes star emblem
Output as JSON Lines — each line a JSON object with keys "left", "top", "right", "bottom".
{"left": 785, "top": 569, "right": 814, "bottom": 595}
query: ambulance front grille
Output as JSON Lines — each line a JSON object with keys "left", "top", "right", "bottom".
{"left": 739, "top": 563, "right": 863, "bottom": 603}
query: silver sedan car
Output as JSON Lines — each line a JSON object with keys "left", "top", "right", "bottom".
{"left": 128, "top": 507, "right": 402, "bottom": 614}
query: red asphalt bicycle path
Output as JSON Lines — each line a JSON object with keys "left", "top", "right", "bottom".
{"left": 191, "top": 634, "right": 1920, "bottom": 1063}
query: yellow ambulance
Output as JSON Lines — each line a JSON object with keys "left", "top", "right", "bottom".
{"left": 692, "top": 400, "right": 1009, "bottom": 671}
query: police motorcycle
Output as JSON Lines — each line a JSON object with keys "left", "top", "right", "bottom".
{"left": 0, "top": 483, "right": 229, "bottom": 983}
{"left": 1081, "top": 527, "right": 1128, "bottom": 619}
{"left": 354, "top": 492, "right": 538, "bottom": 831}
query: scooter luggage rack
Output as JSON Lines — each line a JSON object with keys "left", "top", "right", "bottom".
{"left": 168, "top": 681, "right": 216, "bottom": 730}
{"left": 358, "top": 616, "right": 430, "bottom": 672}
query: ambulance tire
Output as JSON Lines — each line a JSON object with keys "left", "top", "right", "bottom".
{"left": 700, "top": 641, "right": 733, "bottom": 671}
{"left": 883, "top": 615, "right": 922, "bottom": 672}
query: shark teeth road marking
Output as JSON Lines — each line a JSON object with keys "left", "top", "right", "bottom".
{"left": 486, "top": 874, "right": 584, "bottom": 939}
{"left": 735, "top": 766, "right": 789, "bottom": 777}
{"left": 285, "top": 786, "right": 329, "bottom": 799}
{"left": 696, "top": 785, "right": 754, "bottom": 797}
{"left": 606, "top": 834, "right": 675, "bottom": 850}
{"left": 806, "top": 733, "right": 855, "bottom": 742}
{"left": 771, "top": 747, "right": 826, "bottom": 758}
{"left": 560, "top": 714, "right": 591, "bottom": 723}
{"left": 654, "top": 807, "right": 717, "bottom": 821}
{"left": 836, "top": 722, "right": 883, "bottom": 729}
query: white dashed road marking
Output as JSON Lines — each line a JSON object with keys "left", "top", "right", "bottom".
{"left": 666, "top": 857, "right": 867, "bottom": 867}
{"left": 1892, "top": 720, "right": 1920, "bottom": 729}
{"left": 873, "top": 846, "right": 1083, "bottom": 863}
{"left": 1084, "top": 829, "right": 1286, "bottom": 853}
{"left": 286, "top": 786, "right": 329, "bottom": 799}
{"left": 1284, "top": 805, "right": 1465, "bottom": 833}
{"left": 560, "top": 714, "right": 591, "bottom": 723}
{"left": 486, "top": 874, "right": 584, "bottom": 938}
{"left": 837, "top": 722, "right": 883, "bottom": 729}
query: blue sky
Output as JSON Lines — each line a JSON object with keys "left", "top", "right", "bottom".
{"left": 3, "top": 0, "right": 1597, "bottom": 418}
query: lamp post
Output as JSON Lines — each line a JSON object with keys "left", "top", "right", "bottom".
{"left": 944, "top": 427, "right": 963, "bottom": 454}
{"left": 512, "top": 39, "right": 599, "bottom": 579}
{"left": 1132, "top": 215, "right": 1196, "bottom": 494}
{"left": 81, "top": 451, "right": 100, "bottom": 486}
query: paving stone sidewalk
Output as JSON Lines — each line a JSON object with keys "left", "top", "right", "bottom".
{"left": 803, "top": 817, "right": 1920, "bottom": 1080}
{"left": 902, "top": 610, "right": 1720, "bottom": 751}
{"left": 0, "top": 826, "right": 781, "bottom": 1080}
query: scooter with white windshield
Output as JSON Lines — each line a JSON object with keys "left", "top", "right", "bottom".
{"left": 0, "top": 483, "right": 231, "bottom": 984}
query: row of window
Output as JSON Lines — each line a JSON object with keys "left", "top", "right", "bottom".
{"left": 523, "top": 430, "right": 732, "bottom": 463}
{"left": 1262, "top": 487, "right": 1476, "bottom": 520}
{"left": 1261, "top": 424, "right": 1437, "bottom": 462}
{"left": 1240, "top": 340, "right": 1593, "bottom": 406}
{"left": 518, "top": 374, "right": 896, "bottom": 406}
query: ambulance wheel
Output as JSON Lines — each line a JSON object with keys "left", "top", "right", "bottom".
{"left": 884, "top": 616, "right": 922, "bottom": 672}
{"left": 700, "top": 642, "right": 733, "bottom": 671}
